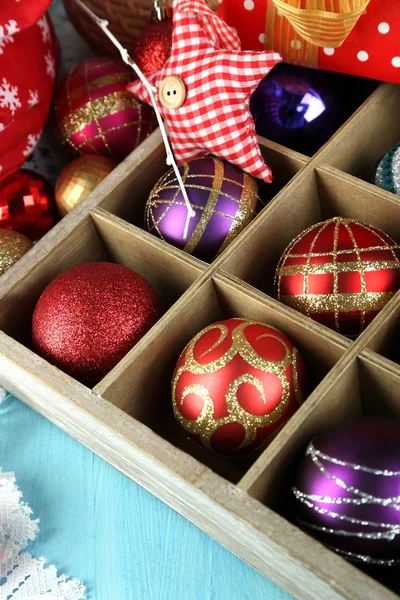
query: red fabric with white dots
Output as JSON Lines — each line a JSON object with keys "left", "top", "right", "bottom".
{"left": 128, "top": 0, "right": 281, "bottom": 183}
{"left": 218, "top": 0, "right": 400, "bottom": 84}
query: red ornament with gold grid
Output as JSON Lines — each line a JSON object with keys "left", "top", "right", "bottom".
{"left": 172, "top": 318, "right": 307, "bottom": 457}
{"left": 275, "top": 217, "right": 400, "bottom": 338}
{"left": 54, "top": 57, "right": 157, "bottom": 162}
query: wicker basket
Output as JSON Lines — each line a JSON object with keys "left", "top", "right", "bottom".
{"left": 63, "top": 0, "right": 218, "bottom": 55}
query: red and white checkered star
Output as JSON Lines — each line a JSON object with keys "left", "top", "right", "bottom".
{"left": 127, "top": 0, "right": 281, "bottom": 182}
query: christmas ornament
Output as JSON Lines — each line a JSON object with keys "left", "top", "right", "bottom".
{"left": 32, "top": 262, "right": 161, "bottom": 386}
{"left": 146, "top": 156, "right": 261, "bottom": 262}
{"left": 0, "top": 169, "right": 55, "bottom": 241}
{"left": 250, "top": 64, "right": 371, "bottom": 156}
{"left": 132, "top": 1, "right": 173, "bottom": 78}
{"left": 55, "top": 58, "right": 157, "bottom": 162}
{"left": 55, "top": 155, "right": 116, "bottom": 216}
{"left": 275, "top": 217, "right": 400, "bottom": 338}
{"left": 127, "top": 0, "right": 281, "bottom": 183}
{"left": 172, "top": 318, "right": 307, "bottom": 457}
{"left": 0, "top": 229, "right": 33, "bottom": 275}
{"left": 293, "top": 418, "right": 400, "bottom": 566}
{"left": 0, "top": 12, "right": 58, "bottom": 182}
{"left": 372, "top": 143, "right": 400, "bottom": 197}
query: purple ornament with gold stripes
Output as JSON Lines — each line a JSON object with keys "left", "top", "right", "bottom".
{"left": 145, "top": 157, "right": 261, "bottom": 262}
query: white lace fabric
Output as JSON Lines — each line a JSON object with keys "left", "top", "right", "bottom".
{"left": 0, "top": 470, "right": 85, "bottom": 600}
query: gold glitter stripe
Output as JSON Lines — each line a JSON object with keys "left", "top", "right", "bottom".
{"left": 281, "top": 291, "right": 394, "bottom": 314}
{"left": 217, "top": 172, "right": 259, "bottom": 255}
{"left": 60, "top": 91, "right": 141, "bottom": 138}
{"left": 284, "top": 245, "right": 400, "bottom": 258}
{"left": 344, "top": 221, "right": 367, "bottom": 332}
{"left": 147, "top": 163, "right": 190, "bottom": 240}
{"left": 332, "top": 219, "right": 340, "bottom": 332}
{"left": 67, "top": 72, "right": 133, "bottom": 103}
{"left": 184, "top": 158, "right": 225, "bottom": 254}
{"left": 304, "top": 220, "right": 331, "bottom": 298}
{"left": 279, "top": 260, "right": 400, "bottom": 276}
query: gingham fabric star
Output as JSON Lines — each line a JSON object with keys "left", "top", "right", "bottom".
{"left": 127, "top": 0, "right": 281, "bottom": 182}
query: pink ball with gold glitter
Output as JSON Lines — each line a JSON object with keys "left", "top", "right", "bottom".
{"left": 55, "top": 58, "right": 157, "bottom": 161}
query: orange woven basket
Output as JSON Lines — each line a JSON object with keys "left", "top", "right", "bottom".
{"left": 63, "top": 0, "right": 218, "bottom": 55}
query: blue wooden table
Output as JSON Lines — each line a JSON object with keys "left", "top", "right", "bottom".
{"left": 0, "top": 393, "right": 292, "bottom": 600}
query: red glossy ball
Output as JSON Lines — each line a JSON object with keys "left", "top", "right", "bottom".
{"left": 32, "top": 262, "right": 162, "bottom": 386}
{"left": 0, "top": 169, "right": 55, "bottom": 241}
{"left": 132, "top": 19, "right": 173, "bottom": 78}
{"left": 172, "top": 318, "right": 308, "bottom": 457}
{"left": 275, "top": 217, "right": 400, "bottom": 338}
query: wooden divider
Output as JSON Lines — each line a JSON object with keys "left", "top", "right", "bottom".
{"left": 1, "top": 80, "right": 400, "bottom": 599}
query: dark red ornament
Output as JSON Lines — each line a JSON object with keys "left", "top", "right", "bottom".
{"left": 32, "top": 262, "right": 162, "bottom": 386}
{"left": 0, "top": 169, "right": 55, "bottom": 241}
{"left": 172, "top": 318, "right": 308, "bottom": 457}
{"left": 132, "top": 18, "right": 173, "bottom": 78}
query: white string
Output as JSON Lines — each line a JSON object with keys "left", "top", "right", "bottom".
{"left": 72, "top": 0, "right": 195, "bottom": 239}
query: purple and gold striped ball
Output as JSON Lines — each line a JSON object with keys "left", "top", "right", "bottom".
{"left": 145, "top": 157, "right": 261, "bottom": 262}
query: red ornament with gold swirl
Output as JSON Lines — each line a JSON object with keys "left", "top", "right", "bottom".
{"left": 172, "top": 318, "right": 308, "bottom": 457}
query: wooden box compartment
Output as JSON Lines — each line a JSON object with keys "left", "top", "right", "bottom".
{"left": 316, "top": 84, "right": 400, "bottom": 184}
{"left": 0, "top": 210, "right": 205, "bottom": 384}
{"left": 360, "top": 291, "right": 400, "bottom": 370}
{"left": 216, "top": 161, "right": 400, "bottom": 345}
{"left": 1, "top": 81, "right": 400, "bottom": 600}
{"left": 97, "top": 136, "right": 307, "bottom": 252}
{"left": 240, "top": 350, "right": 400, "bottom": 598}
{"left": 94, "top": 271, "right": 349, "bottom": 483}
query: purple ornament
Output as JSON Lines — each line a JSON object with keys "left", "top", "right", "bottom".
{"left": 293, "top": 419, "right": 400, "bottom": 566}
{"left": 250, "top": 64, "right": 375, "bottom": 156}
{"left": 145, "top": 156, "right": 260, "bottom": 262}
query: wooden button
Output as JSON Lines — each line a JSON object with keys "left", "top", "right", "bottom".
{"left": 159, "top": 76, "right": 186, "bottom": 109}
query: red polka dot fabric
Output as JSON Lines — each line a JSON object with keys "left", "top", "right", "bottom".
{"left": 218, "top": 0, "right": 400, "bottom": 84}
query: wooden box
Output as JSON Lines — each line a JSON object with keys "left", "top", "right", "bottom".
{"left": 1, "top": 81, "right": 400, "bottom": 600}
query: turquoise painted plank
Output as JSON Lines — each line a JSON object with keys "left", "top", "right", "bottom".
{"left": 0, "top": 394, "right": 292, "bottom": 600}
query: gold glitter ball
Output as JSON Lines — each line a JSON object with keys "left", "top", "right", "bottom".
{"left": 55, "top": 155, "right": 116, "bottom": 216}
{"left": 0, "top": 229, "right": 33, "bottom": 275}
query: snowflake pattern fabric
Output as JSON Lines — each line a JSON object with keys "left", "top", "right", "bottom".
{"left": 0, "top": 7, "right": 57, "bottom": 181}
{"left": 0, "top": 78, "right": 21, "bottom": 115}
{"left": 127, "top": 0, "right": 281, "bottom": 182}
{"left": 0, "top": 469, "right": 85, "bottom": 600}
{"left": 0, "top": 21, "right": 20, "bottom": 55}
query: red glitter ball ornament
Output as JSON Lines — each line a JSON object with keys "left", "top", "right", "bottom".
{"left": 275, "top": 217, "right": 400, "bottom": 338}
{"left": 132, "top": 18, "right": 173, "bottom": 78}
{"left": 172, "top": 318, "right": 307, "bottom": 457}
{"left": 32, "top": 262, "right": 162, "bottom": 386}
{"left": 0, "top": 170, "right": 55, "bottom": 241}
